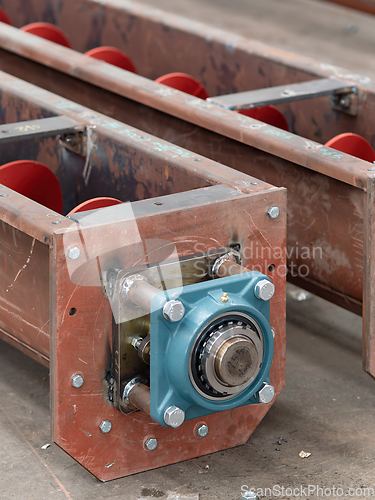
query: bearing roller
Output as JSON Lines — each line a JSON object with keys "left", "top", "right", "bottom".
{"left": 190, "top": 312, "right": 264, "bottom": 400}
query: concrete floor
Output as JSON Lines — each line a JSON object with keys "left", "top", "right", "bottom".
{"left": 1, "top": 1, "right": 375, "bottom": 499}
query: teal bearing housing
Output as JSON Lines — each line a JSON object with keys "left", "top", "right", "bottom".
{"left": 150, "top": 271, "right": 274, "bottom": 427}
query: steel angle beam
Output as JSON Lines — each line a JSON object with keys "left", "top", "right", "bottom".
{"left": 207, "top": 79, "right": 355, "bottom": 111}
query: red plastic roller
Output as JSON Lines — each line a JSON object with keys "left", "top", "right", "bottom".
{"left": 85, "top": 46, "right": 137, "bottom": 73}
{"left": 0, "top": 160, "right": 63, "bottom": 213}
{"left": 68, "top": 197, "right": 122, "bottom": 215}
{"left": 238, "top": 106, "right": 289, "bottom": 131}
{"left": 325, "top": 133, "right": 375, "bottom": 163}
{"left": 0, "top": 8, "right": 12, "bottom": 25}
{"left": 155, "top": 72, "right": 209, "bottom": 99}
{"left": 21, "top": 22, "right": 71, "bottom": 48}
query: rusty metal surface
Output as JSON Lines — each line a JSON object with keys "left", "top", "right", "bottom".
{"left": 0, "top": 0, "right": 365, "bottom": 372}
{"left": 0, "top": 72, "right": 286, "bottom": 479}
{"left": 0, "top": 219, "right": 50, "bottom": 362}
{"left": 0, "top": 62, "right": 370, "bottom": 369}
{"left": 0, "top": 1, "right": 374, "bottom": 173}
{"left": 363, "top": 174, "right": 375, "bottom": 374}
{"left": 0, "top": 25, "right": 371, "bottom": 190}
{"left": 51, "top": 186, "right": 286, "bottom": 480}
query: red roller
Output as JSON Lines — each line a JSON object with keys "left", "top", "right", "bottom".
{"left": 68, "top": 197, "right": 122, "bottom": 214}
{"left": 238, "top": 106, "right": 289, "bottom": 131}
{"left": 155, "top": 72, "right": 209, "bottom": 99}
{"left": 325, "top": 133, "right": 375, "bottom": 163}
{"left": 21, "top": 22, "right": 71, "bottom": 48}
{"left": 85, "top": 46, "right": 137, "bottom": 73}
{"left": 0, "top": 8, "right": 12, "bottom": 25}
{"left": 0, "top": 160, "right": 63, "bottom": 213}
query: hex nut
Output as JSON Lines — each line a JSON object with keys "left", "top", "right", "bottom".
{"left": 164, "top": 406, "right": 185, "bottom": 428}
{"left": 258, "top": 383, "right": 275, "bottom": 404}
{"left": 66, "top": 245, "right": 81, "bottom": 260}
{"left": 196, "top": 424, "right": 209, "bottom": 438}
{"left": 144, "top": 437, "right": 158, "bottom": 451}
{"left": 254, "top": 280, "right": 275, "bottom": 301}
{"left": 71, "top": 373, "right": 84, "bottom": 388}
{"left": 267, "top": 206, "right": 280, "bottom": 219}
{"left": 163, "top": 300, "right": 185, "bottom": 322}
{"left": 99, "top": 420, "right": 112, "bottom": 433}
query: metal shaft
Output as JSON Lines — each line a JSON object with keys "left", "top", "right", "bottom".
{"left": 128, "top": 383, "right": 151, "bottom": 416}
{"left": 216, "top": 260, "right": 250, "bottom": 278}
{"left": 128, "top": 280, "right": 160, "bottom": 311}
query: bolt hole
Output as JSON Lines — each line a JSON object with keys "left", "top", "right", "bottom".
{"left": 1, "top": 130, "right": 8, "bottom": 133}
{"left": 268, "top": 264, "right": 276, "bottom": 273}
{"left": 154, "top": 202, "right": 163, "bottom": 206}
{"left": 69, "top": 307, "right": 77, "bottom": 316}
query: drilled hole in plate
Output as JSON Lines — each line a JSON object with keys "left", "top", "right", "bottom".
{"left": 268, "top": 264, "right": 276, "bottom": 273}
{"left": 69, "top": 307, "right": 77, "bottom": 316}
{"left": 154, "top": 202, "right": 163, "bottom": 206}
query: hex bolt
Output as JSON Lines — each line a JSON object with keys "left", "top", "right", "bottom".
{"left": 254, "top": 279, "right": 275, "bottom": 301}
{"left": 144, "top": 437, "right": 158, "bottom": 451}
{"left": 99, "top": 420, "right": 112, "bottom": 433}
{"left": 71, "top": 373, "right": 84, "bottom": 388}
{"left": 66, "top": 245, "right": 81, "bottom": 260}
{"left": 164, "top": 405, "right": 185, "bottom": 428}
{"left": 196, "top": 424, "right": 209, "bottom": 438}
{"left": 257, "top": 383, "right": 275, "bottom": 404}
{"left": 340, "top": 96, "right": 351, "bottom": 108}
{"left": 241, "top": 491, "right": 258, "bottom": 500}
{"left": 163, "top": 300, "right": 185, "bottom": 322}
{"left": 267, "top": 206, "right": 280, "bottom": 219}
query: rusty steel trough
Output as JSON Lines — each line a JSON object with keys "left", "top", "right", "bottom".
{"left": 0, "top": 70, "right": 286, "bottom": 480}
{"left": 0, "top": 0, "right": 371, "bottom": 376}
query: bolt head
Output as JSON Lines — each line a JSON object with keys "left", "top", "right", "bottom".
{"left": 144, "top": 437, "right": 158, "bottom": 451}
{"left": 254, "top": 279, "right": 275, "bottom": 301}
{"left": 242, "top": 491, "right": 258, "bottom": 500}
{"left": 196, "top": 424, "right": 209, "bottom": 438}
{"left": 163, "top": 300, "right": 185, "bottom": 322}
{"left": 71, "top": 373, "right": 84, "bottom": 388}
{"left": 258, "top": 383, "right": 275, "bottom": 404}
{"left": 267, "top": 206, "right": 280, "bottom": 219}
{"left": 164, "top": 405, "right": 185, "bottom": 428}
{"left": 99, "top": 420, "right": 112, "bottom": 433}
{"left": 67, "top": 245, "right": 81, "bottom": 260}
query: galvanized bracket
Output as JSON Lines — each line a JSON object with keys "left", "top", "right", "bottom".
{"left": 208, "top": 78, "right": 358, "bottom": 116}
{"left": 0, "top": 115, "right": 86, "bottom": 143}
{"left": 329, "top": 86, "right": 359, "bottom": 116}
{"left": 59, "top": 129, "right": 87, "bottom": 156}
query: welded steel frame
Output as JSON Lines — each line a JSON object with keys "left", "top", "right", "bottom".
{"left": 0, "top": 3, "right": 370, "bottom": 375}
{"left": 0, "top": 73, "right": 286, "bottom": 479}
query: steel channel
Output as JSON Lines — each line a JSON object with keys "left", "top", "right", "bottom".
{"left": 0, "top": 26, "right": 369, "bottom": 189}
{"left": 0, "top": 0, "right": 373, "bottom": 375}
{"left": 0, "top": 71, "right": 368, "bottom": 365}
{"left": 0, "top": 73, "right": 284, "bottom": 367}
